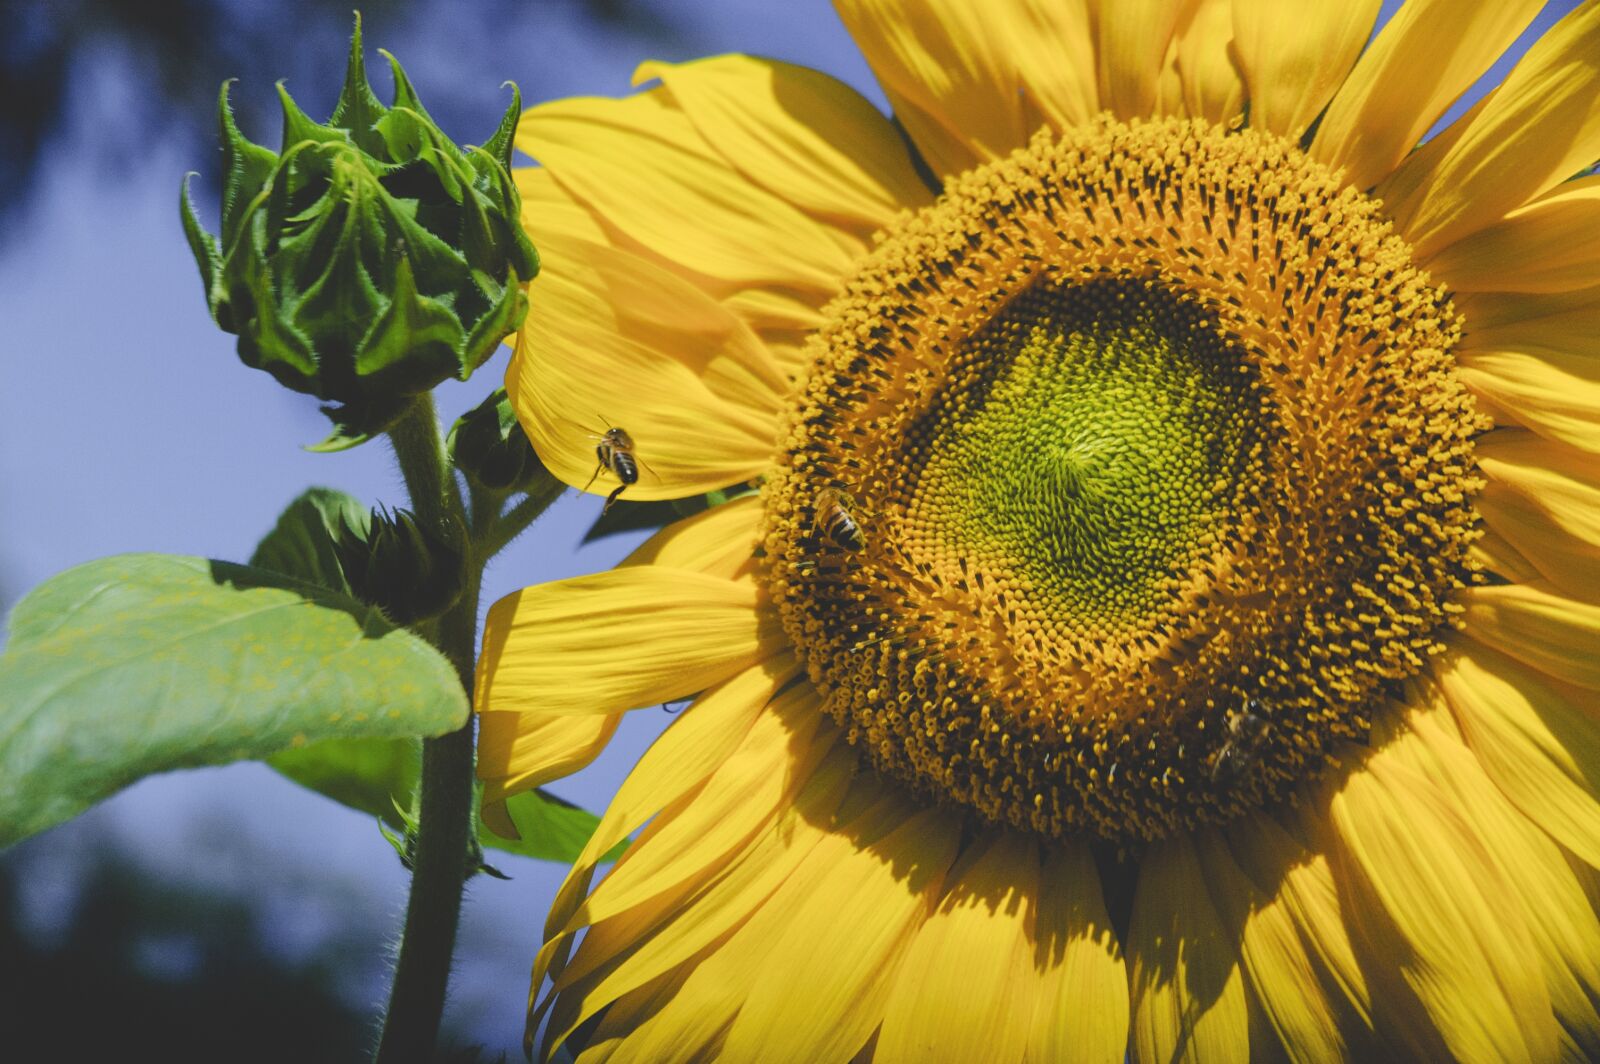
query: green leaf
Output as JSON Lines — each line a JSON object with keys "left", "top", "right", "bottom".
{"left": 269, "top": 730, "right": 611, "bottom": 863}
{"left": 249, "top": 487, "right": 369, "bottom": 593}
{"left": 307, "top": 394, "right": 414, "bottom": 453}
{"left": 0, "top": 553, "right": 468, "bottom": 849}
{"left": 488, "top": 788, "right": 620, "bottom": 864}
{"left": 269, "top": 735, "right": 420, "bottom": 826}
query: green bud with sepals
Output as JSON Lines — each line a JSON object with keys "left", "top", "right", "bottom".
{"left": 180, "top": 17, "right": 539, "bottom": 442}
{"left": 332, "top": 505, "right": 466, "bottom": 626}
{"left": 446, "top": 387, "right": 549, "bottom": 494}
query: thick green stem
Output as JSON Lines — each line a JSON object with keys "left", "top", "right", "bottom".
{"left": 375, "top": 395, "right": 480, "bottom": 1064}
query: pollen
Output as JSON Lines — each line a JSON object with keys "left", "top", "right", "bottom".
{"left": 762, "top": 117, "right": 1486, "bottom": 843}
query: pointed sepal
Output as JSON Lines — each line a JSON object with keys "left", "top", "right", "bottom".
{"left": 328, "top": 12, "right": 387, "bottom": 148}
{"left": 482, "top": 82, "right": 523, "bottom": 174}
{"left": 179, "top": 172, "right": 222, "bottom": 316}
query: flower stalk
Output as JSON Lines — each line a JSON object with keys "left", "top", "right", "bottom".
{"left": 374, "top": 394, "right": 480, "bottom": 1064}
{"left": 372, "top": 394, "right": 566, "bottom": 1062}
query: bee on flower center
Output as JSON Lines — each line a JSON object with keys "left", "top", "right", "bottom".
{"left": 813, "top": 488, "right": 867, "bottom": 551}
{"left": 1209, "top": 696, "right": 1273, "bottom": 784}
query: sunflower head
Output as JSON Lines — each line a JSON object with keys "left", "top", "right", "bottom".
{"left": 180, "top": 17, "right": 539, "bottom": 429}
{"left": 479, "top": 4, "right": 1600, "bottom": 1058}
{"left": 764, "top": 117, "right": 1488, "bottom": 845}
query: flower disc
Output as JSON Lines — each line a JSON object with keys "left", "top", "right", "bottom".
{"left": 763, "top": 117, "right": 1486, "bottom": 843}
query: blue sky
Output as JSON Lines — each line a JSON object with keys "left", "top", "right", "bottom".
{"left": 0, "top": 0, "right": 1585, "bottom": 1052}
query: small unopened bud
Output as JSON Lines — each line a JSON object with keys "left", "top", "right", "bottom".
{"left": 180, "top": 17, "right": 538, "bottom": 440}
{"left": 333, "top": 506, "right": 465, "bottom": 625}
{"left": 447, "top": 388, "right": 548, "bottom": 494}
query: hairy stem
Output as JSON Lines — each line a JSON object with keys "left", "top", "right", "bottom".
{"left": 476, "top": 469, "right": 568, "bottom": 560}
{"left": 375, "top": 395, "right": 480, "bottom": 1064}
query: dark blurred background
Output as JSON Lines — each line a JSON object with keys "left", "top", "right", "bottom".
{"left": 0, "top": 0, "right": 872, "bottom": 1057}
{"left": 0, "top": 0, "right": 689, "bottom": 222}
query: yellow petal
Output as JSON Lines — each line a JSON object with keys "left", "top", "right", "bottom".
{"left": 510, "top": 233, "right": 783, "bottom": 501}
{"left": 1461, "top": 582, "right": 1600, "bottom": 690}
{"left": 517, "top": 89, "right": 855, "bottom": 291}
{"left": 1439, "top": 642, "right": 1600, "bottom": 871}
{"left": 576, "top": 964, "right": 704, "bottom": 1064}
{"left": 1458, "top": 347, "right": 1600, "bottom": 455}
{"left": 515, "top": 165, "right": 610, "bottom": 246}
{"left": 1006, "top": 0, "right": 1099, "bottom": 132}
{"left": 544, "top": 746, "right": 857, "bottom": 1054}
{"left": 476, "top": 569, "right": 785, "bottom": 717}
{"left": 1458, "top": 281, "right": 1600, "bottom": 343}
{"left": 1407, "top": 704, "right": 1600, "bottom": 1056}
{"left": 1093, "top": 0, "right": 1185, "bottom": 121}
{"left": 1196, "top": 828, "right": 1358, "bottom": 1064}
{"left": 551, "top": 657, "right": 793, "bottom": 890}
{"left": 1310, "top": 0, "right": 1542, "bottom": 191}
{"left": 1226, "top": 814, "right": 1380, "bottom": 1060}
{"left": 1471, "top": 526, "right": 1546, "bottom": 587}
{"left": 1324, "top": 730, "right": 1557, "bottom": 1062}
{"left": 1369, "top": 86, "right": 1494, "bottom": 223}
{"left": 1381, "top": 2, "right": 1600, "bottom": 258}
{"left": 1128, "top": 832, "right": 1250, "bottom": 1063}
{"left": 507, "top": 324, "right": 769, "bottom": 502}
{"left": 622, "top": 495, "right": 763, "bottom": 582}
{"left": 1476, "top": 430, "right": 1600, "bottom": 601}
{"left": 633, "top": 55, "right": 932, "bottom": 235}
{"left": 719, "top": 286, "right": 829, "bottom": 334}
{"left": 1171, "top": 0, "right": 1244, "bottom": 127}
{"left": 648, "top": 793, "right": 961, "bottom": 1063}
{"left": 1427, "top": 175, "right": 1600, "bottom": 293}
{"left": 833, "top": 0, "right": 1032, "bottom": 177}
{"left": 877, "top": 831, "right": 1038, "bottom": 1064}
{"left": 478, "top": 710, "right": 621, "bottom": 817}
{"left": 1026, "top": 842, "right": 1130, "bottom": 1064}
{"left": 477, "top": 607, "right": 787, "bottom": 828}
{"left": 1567, "top": 847, "right": 1600, "bottom": 924}
{"left": 479, "top": 499, "right": 770, "bottom": 817}
{"left": 537, "top": 234, "right": 790, "bottom": 405}
{"left": 571, "top": 685, "right": 832, "bottom": 932}
{"left": 532, "top": 657, "right": 795, "bottom": 995}
{"left": 1230, "top": 0, "right": 1378, "bottom": 142}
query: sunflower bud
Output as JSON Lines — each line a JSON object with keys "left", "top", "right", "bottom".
{"left": 333, "top": 506, "right": 465, "bottom": 625}
{"left": 180, "top": 18, "right": 539, "bottom": 438}
{"left": 446, "top": 388, "right": 547, "bottom": 494}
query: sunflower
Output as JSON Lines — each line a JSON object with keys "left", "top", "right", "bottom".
{"left": 476, "top": 1, "right": 1600, "bottom": 1059}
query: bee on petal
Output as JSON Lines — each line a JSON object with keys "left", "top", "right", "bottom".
{"left": 584, "top": 425, "right": 652, "bottom": 513}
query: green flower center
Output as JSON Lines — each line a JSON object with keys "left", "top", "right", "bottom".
{"left": 762, "top": 117, "right": 1485, "bottom": 844}
{"left": 909, "top": 278, "right": 1268, "bottom": 632}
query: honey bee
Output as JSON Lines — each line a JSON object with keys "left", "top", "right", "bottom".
{"left": 1209, "top": 697, "right": 1272, "bottom": 784}
{"left": 583, "top": 425, "right": 650, "bottom": 513}
{"left": 813, "top": 488, "right": 867, "bottom": 551}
